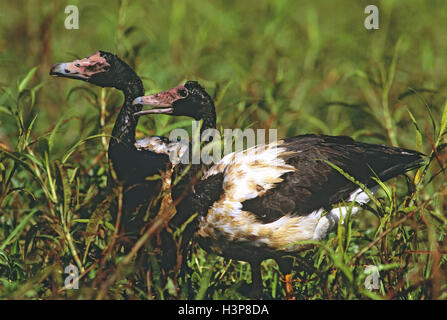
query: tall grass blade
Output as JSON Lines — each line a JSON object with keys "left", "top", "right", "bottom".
{"left": 0, "top": 209, "right": 37, "bottom": 250}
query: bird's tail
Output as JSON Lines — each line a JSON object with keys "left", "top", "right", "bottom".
{"left": 368, "top": 145, "right": 426, "bottom": 182}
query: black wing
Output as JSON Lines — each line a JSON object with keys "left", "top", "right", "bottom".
{"left": 241, "top": 134, "right": 424, "bottom": 223}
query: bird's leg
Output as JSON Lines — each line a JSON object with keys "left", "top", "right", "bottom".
{"left": 284, "top": 273, "right": 295, "bottom": 300}
{"left": 277, "top": 256, "right": 295, "bottom": 300}
{"left": 250, "top": 261, "right": 263, "bottom": 299}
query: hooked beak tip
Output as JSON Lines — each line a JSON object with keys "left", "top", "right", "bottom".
{"left": 49, "top": 63, "right": 67, "bottom": 76}
{"left": 132, "top": 97, "right": 142, "bottom": 105}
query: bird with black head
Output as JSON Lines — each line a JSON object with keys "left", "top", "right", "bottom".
{"left": 134, "top": 81, "right": 425, "bottom": 299}
{"left": 50, "top": 51, "right": 185, "bottom": 253}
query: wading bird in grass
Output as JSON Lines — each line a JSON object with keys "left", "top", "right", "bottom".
{"left": 133, "top": 81, "right": 425, "bottom": 299}
{"left": 49, "top": 51, "right": 186, "bottom": 268}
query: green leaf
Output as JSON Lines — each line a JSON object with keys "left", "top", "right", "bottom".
{"left": 18, "top": 66, "right": 38, "bottom": 93}
{"left": 319, "top": 159, "right": 381, "bottom": 208}
{"left": 195, "top": 254, "right": 217, "bottom": 300}
{"left": 38, "top": 137, "right": 50, "bottom": 159}
{"left": 437, "top": 98, "right": 447, "bottom": 146}
{"left": 0, "top": 105, "right": 12, "bottom": 115}
{"left": 23, "top": 153, "right": 43, "bottom": 169}
{"left": 303, "top": 111, "right": 330, "bottom": 133}
{"left": 24, "top": 113, "right": 38, "bottom": 146}
{"left": 67, "top": 86, "right": 98, "bottom": 106}
{"left": 371, "top": 177, "right": 392, "bottom": 202}
{"left": 49, "top": 117, "right": 73, "bottom": 152}
{"left": 214, "top": 80, "right": 233, "bottom": 107}
{"left": 406, "top": 108, "right": 423, "bottom": 148}
{"left": 24, "top": 224, "right": 39, "bottom": 256}
{"left": 83, "top": 192, "right": 115, "bottom": 264}
{"left": 55, "top": 161, "right": 71, "bottom": 221}
{"left": 0, "top": 249, "right": 10, "bottom": 265}
{"left": 0, "top": 162, "right": 4, "bottom": 183}
{"left": 0, "top": 209, "right": 37, "bottom": 250}
{"left": 62, "top": 134, "right": 109, "bottom": 163}
{"left": 1, "top": 150, "right": 39, "bottom": 180}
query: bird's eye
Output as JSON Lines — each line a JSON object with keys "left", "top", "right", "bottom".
{"left": 178, "top": 89, "right": 188, "bottom": 97}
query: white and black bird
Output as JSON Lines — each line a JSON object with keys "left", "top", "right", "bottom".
{"left": 134, "top": 81, "right": 425, "bottom": 298}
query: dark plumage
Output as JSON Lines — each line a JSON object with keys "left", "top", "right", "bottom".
{"left": 242, "top": 134, "right": 424, "bottom": 223}
{"left": 134, "top": 81, "right": 425, "bottom": 298}
{"left": 50, "top": 51, "right": 170, "bottom": 241}
{"left": 133, "top": 81, "right": 216, "bottom": 273}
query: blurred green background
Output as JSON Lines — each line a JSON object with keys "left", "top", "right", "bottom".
{"left": 2, "top": 0, "right": 447, "bottom": 150}
{"left": 0, "top": 0, "right": 446, "bottom": 299}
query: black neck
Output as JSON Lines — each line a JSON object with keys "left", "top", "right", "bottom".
{"left": 169, "top": 97, "right": 219, "bottom": 261}
{"left": 196, "top": 98, "right": 217, "bottom": 146}
{"left": 110, "top": 77, "right": 144, "bottom": 148}
{"left": 170, "top": 106, "right": 221, "bottom": 264}
{"left": 200, "top": 109, "right": 217, "bottom": 134}
{"left": 173, "top": 101, "right": 217, "bottom": 213}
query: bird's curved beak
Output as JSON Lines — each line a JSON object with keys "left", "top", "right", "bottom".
{"left": 49, "top": 51, "right": 110, "bottom": 80}
{"left": 133, "top": 84, "right": 187, "bottom": 116}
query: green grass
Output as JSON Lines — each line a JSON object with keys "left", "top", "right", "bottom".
{"left": 0, "top": 0, "right": 446, "bottom": 299}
